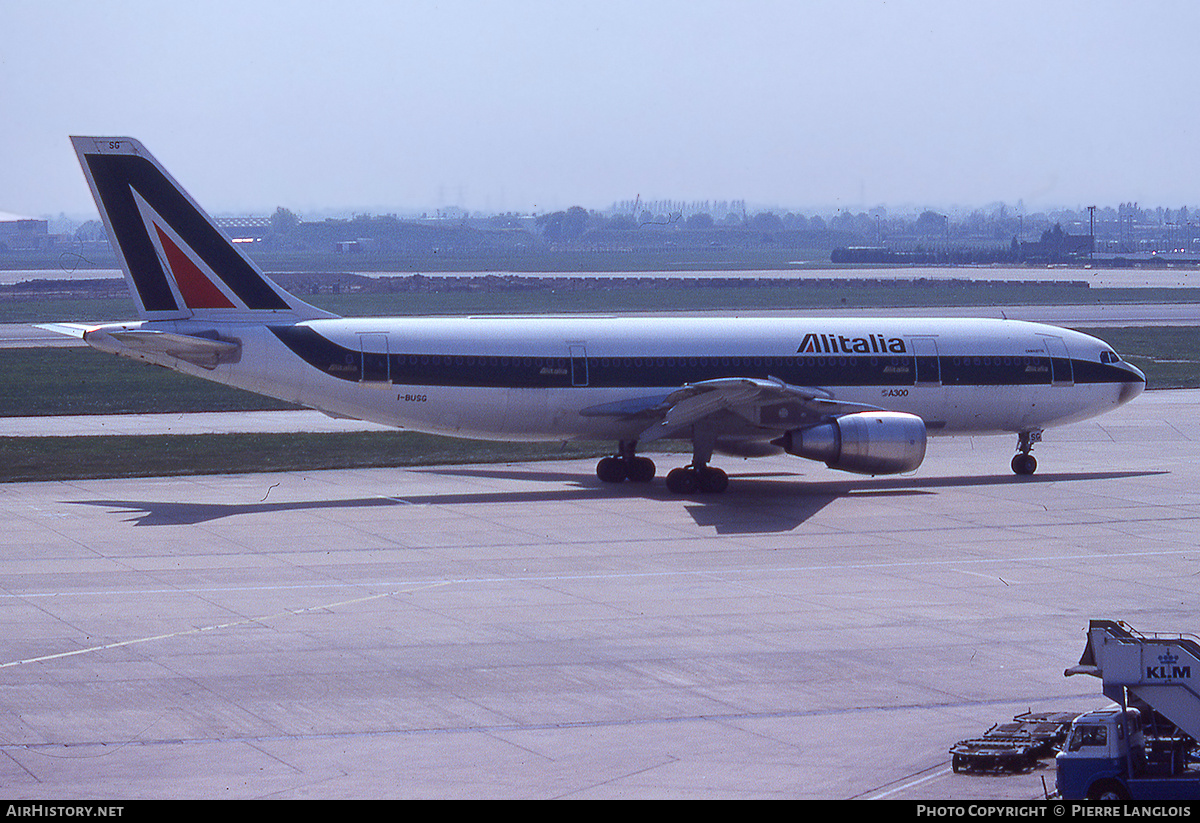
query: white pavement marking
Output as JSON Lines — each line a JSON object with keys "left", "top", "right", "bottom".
{"left": 0, "top": 581, "right": 452, "bottom": 670}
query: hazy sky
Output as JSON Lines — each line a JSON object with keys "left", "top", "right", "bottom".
{"left": 4, "top": 1, "right": 1200, "bottom": 219}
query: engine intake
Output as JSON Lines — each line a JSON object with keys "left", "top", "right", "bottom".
{"left": 775, "top": 411, "right": 927, "bottom": 475}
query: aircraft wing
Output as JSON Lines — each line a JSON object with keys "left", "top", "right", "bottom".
{"left": 580, "top": 375, "right": 885, "bottom": 440}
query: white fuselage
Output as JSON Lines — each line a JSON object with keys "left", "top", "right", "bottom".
{"left": 128, "top": 314, "right": 1145, "bottom": 446}
{"left": 65, "top": 135, "right": 1147, "bottom": 482}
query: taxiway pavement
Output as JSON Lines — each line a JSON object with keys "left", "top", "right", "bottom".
{"left": 0, "top": 390, "right": 1195, "bottom": 799}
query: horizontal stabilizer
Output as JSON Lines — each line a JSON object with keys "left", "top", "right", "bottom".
{"left": 34, "top": 322, "right": 92, "bottom": 339}
{"left": 83, "top": 327, "right": 240, "bottom": 370}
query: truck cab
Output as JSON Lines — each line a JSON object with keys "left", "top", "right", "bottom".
{"left": 1056, "top": 621, "right": 1200, "bottom": 800}
{"left": 1056, "top": 706, "right": 1200, "bottom": 800}
{"left": 1056, "top": 708, "right": 1143, "bottom": 800}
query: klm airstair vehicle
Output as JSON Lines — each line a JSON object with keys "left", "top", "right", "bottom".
{"left": 1057, "top": 620, "right": 1200, "bottom": 800}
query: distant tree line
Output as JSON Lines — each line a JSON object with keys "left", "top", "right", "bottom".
{"left": 45, "top": 197, "right": 1200, "bottom": 264}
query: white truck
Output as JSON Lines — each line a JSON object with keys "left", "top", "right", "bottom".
{"left": 1056, "top": 620, "right": 1200, "bottom": 800}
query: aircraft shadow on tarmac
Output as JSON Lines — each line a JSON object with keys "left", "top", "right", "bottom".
{"left": 67, "top": 468, "right": 1164, "bottom": 534}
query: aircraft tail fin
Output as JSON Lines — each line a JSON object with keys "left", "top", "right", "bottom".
{"left": 71, "top": 136, "right": 334, "bottom": 322}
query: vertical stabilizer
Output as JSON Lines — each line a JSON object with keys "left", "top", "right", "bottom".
{"left": 71, "top": 136, "right": 334, "bottom": 321}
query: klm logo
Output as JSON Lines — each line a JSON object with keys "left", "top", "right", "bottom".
{"left": 1146, "top": 651, "right": 1191, "bottom": 680}
{"left": 798, "top": 333, "right": 907, "bottom": 355}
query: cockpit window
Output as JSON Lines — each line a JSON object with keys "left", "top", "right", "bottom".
{"left": 1100, "top": 350, "right": 1121, "bottom": 364}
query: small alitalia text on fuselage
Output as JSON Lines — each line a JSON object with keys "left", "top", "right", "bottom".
{"left": 50, "top": 136, "right": 1147, "bottom": 494}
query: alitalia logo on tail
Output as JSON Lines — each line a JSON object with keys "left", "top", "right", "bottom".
{"left": 152, "top": 223, "right": 237, "bottom": 309}
{"left": 798, "top": 333, "right": 907, "bottom": 355}
{"left": 71, "top": 136, "right": 316, "bottom": 318}
{"left": 131, "top": 188, "right": 240, "bottom": 310}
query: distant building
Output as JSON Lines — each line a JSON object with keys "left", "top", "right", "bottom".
{"left": 0, "top": 213, "right": 50, "bottom": 251}
{"left": 1019, "top": 224, "right": 1093, "bottom": 262}
{"left": 215, "top": 216, "right": 272, "bottom": 244}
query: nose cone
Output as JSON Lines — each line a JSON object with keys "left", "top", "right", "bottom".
{"left": 1118, "top": 362, "right": 1146, "bottom": 405}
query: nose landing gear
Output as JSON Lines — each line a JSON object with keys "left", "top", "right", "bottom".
{"left": 1012, "top": 430, "right": 1042, "bottom": 475}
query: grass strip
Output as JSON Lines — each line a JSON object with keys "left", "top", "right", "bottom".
{"left": 10, "top": 284, "right": 1200, "bottom": 324}
{"left": 0, "top": 348, "right": 297, "bottom": 416}
{"left": 1072, "top": 327, "right": 1200, "bottom": 389}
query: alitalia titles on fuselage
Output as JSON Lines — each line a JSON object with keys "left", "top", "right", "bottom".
{"left": 798, "top": 332, "right": 908, "bottom": 355}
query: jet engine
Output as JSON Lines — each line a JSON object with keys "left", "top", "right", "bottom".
{"left": 774, "top": 411, "right": 927, "bottom": 475}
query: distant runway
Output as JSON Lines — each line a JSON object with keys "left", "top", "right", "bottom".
{"left": 0, "top": 390, "right": 1194, "bottom": 798}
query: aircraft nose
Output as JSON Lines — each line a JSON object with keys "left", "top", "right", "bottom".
{"left": 1118, "top": 362, "right": 1146, "bottom": 405}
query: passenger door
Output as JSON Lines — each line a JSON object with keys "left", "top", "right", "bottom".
{"left": 1041, "top": 335, "right": 1074, "bottom": 387}
{"left": 569, "top": 343, "right": 588, "bottom": 387}
{"left": 911, "top": 337, "right": 941, "bottom": 387}
{"left": 359, "top": 333, "right": 390, "bottom": 384}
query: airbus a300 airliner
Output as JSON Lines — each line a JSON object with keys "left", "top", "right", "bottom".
{"left": 48, "top": 137, "right": 1146, "bottom": 493}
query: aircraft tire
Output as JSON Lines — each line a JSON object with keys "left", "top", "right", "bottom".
{"left": 697, "top": 466, "right": 728, "bottom": 493}
{"left": 596, "top": 456, "right": 627, "bottom": 483}
{"left": 665, "top": 467, "right": 697, "bottom": 494}
{"left": 626, "top": 456, "right": 656, "bottom": 483}
{"left": 1011, "top": 454, "right": 1037, "bottom": 476}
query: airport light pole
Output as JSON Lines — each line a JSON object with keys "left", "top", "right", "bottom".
{"left": 1087, "top": 205, "right": 1096, "bottom": 262}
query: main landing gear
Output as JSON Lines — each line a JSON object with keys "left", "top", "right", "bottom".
{"left": 1011, "top": 430, "right": 1042, "bottom": 476}
{"left": 595, "top": 435, "right": 730, "bottom": 494}
{"left": 665, "top": 422, "right": 728, "bottom": 494}
{"left": 596, "top": 441, "right": 656, "bottom": 484}
{"left": 664, "top": 464, "right": 728, "bottom": 495}
{"left": 597, "top": 426, "right": 731, "bottom": 495}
